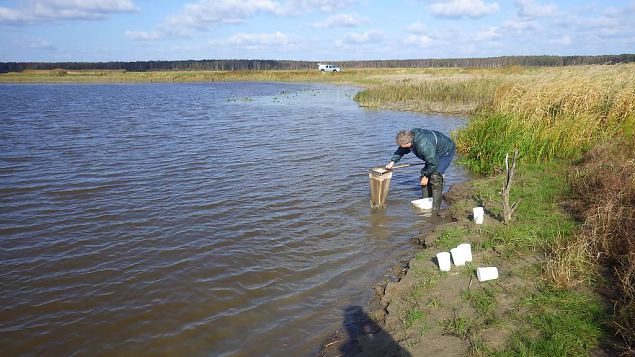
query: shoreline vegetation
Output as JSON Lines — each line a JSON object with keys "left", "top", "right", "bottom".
{"left": 5, "top": 64, "right": 634, "bottom": 355}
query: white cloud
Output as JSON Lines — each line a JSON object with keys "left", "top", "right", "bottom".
{"left": 429, "top": 0, "right": 499, "bottom": 18}
{"left": 602, "top": 6, "right": 622, "bottom": 18}
{"left": 163, "top": 0, "right": 282, "bottom": 32}
{"left": 472, "top": 26, "right": 501, "bottom": 41}
{"left": 343, "top": 30, "right": 384, "bottom": 44}
{"left": 129, "top": 0, "right": 361, "bottom": 40}
{"left": 20, "top": 38, "right": 55, "bottom": 49}
{"left": 515, "top": 0, "right": 557, "bottom": 18}
{"left": 283, "top": 0, "right": 360, "bottom": 14}
{"left": 125, "top": 30, "right": 163, "bottom": 41}
{"left": 228, "top": 31, "right": 290, "bottom": 46}
{"left": 502, "top": 17, "right": 538, "bottom": 32}
{"left": 404, "top": 34, "right": 433, "bottom": 47}
{"left": 0, "top": 7, "right": 31, "bottom": 24}
{"left": 548, "top": 35, "right": 572, "bottom": 46}
{"left": 311, "top": 13, "right": 367, "bottom": 28}
{"left": 554, "top": 13, "right": 631, "bottom": 39}
{"left": 406, "top": 22, "right": 427, "bottom": 34}
{"left": 0, "top": 0, "right": 138, "bottom": 24}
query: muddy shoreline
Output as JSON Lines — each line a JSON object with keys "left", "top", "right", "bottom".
{"left": 317, "top": 175, "right": 622, "bottom": 356}
{"left": 316, "top": 184, "right": 466, "bottom": 357}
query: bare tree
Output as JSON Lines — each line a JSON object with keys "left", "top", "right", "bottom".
{"left": 501, "top": 150, "right": 520, "bottom": 224}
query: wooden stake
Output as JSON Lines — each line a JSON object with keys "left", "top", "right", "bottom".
{"left": 501, "top": 150, "right": 520, "bottom": 224}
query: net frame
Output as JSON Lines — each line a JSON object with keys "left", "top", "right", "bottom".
{"left": 368, "top": 167, "right": 393, "bottom": 209}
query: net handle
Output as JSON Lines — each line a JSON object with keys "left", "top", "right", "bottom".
{"left": 390, "top": 162, "right": 425, "bottom": 170}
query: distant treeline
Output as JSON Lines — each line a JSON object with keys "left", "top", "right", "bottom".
{"left": 2, "top": 54, "right": 634, "bottom": 73}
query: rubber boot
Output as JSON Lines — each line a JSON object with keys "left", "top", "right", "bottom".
{"left": 430, "top": 172, "right": 444, "bottom": 213}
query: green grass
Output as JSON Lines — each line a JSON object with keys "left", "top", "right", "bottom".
{"left": 426, "top": 297, "right": 441, "bottom": 308}
{"left": 462, "top": 287, "right": 497, "bottom": 316}
{"left": 404, "top": 308, "right": 425, "bottom": 328}
{"left": 410, "top": 275, "right": 440, "bottom": 300}
{"left": 442, "top": 313, "right": 472, "bottom": 340}
{"left": 469, "top": 162, "right": 577, "bottom": 254}
{"left": 457, "top": 160, "right": 609, "bottom": 355}
{"left": 436, "top": 226, "right": 471, "bottom": 251}
{"left": 493, "top": 288, "right": 605, "bottom": 356}
{"left": 459, "top": 262, "right": 478, "bottom": 279}
{"left": 453, "top": 112, "right": 597, "bottom": 174}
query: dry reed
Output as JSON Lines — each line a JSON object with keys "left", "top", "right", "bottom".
{"left": 568, "top": 142, "right": 635, "bottom": 349}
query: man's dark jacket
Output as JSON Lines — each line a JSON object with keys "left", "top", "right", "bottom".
{"left": 390, "top": 128, "right": 455, "bottom": 177}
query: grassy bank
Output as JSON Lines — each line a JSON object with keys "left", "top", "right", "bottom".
{"left": 382, "top": 163, "right": 609, "bottom": 355}
{"left": 446, "top": 64, "right": 635, "bottom": 353}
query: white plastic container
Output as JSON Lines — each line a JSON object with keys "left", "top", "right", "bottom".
{"left": 477, "top": 267, "right": 498, "bottom": 282}
{"left": 436, "top": 252, "right": 451, "bottom": 271}
{"left": 458, "top": 243, "right": 473, "bottom": 262}
{"left": 450, "top": 247, "right": 466, "bottom": 266}
{"left": 473, "top": 207, "right": 484, "bottom": 224}
{"left": 411, "top": 197, "right": 433, "bottom": 209}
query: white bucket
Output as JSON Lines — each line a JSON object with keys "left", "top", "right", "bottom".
{"left": 458, "top": 243, "right": 473, "bottom": 262}
{"left": 411, "top": 197, "right": 433, "bottom": 209}
{"left": 477, "top": 267, "right": 498, "bottom": 282}
{"left": 450, "top": 247, "right": 466, "bottom": 266}
{"left": 473, "top": 207, "right": 484, "bottom": 224}
{"left": 436, "top": 252, "right": 451, "bottom": 272}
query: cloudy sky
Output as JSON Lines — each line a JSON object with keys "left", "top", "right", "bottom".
{"left": 1, "top": 0, "right": 634, "bottom": 62}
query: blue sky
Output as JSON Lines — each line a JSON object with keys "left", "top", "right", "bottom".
{"left": 1, "top": 0, "right": 634, "bottom": 62}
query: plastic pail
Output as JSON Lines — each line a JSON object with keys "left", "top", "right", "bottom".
{"left": 436, "top": 252, "right": 451, "bottom": 272}
{"left": 458, "top": 243, "right": 472, "bottom": 262}
{"left": 450, "top": 247, "right": 466, "bottom": 266}
{"left": 411, "top": 197, "right": 433, "bottom": 209}
{"left": 473, "top": 207, "right": 484, "bottom": 224}
{"left": 477, "top": 267, "right": 498, "bottom": 282}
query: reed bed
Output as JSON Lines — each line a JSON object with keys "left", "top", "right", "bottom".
{"left": 354, "top": 78, "right": 500, "bottom": 113}
{"left": 454, "top": 64, "right": 635, "bottom": 174}
{"left": 0, "top": 68, "right": 368, "bottom": 84}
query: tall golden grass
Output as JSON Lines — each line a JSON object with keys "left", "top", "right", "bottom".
{"left": 354, "top": 78, "right": 500, "bottom": 113}
{"left": 454, "top": 64, "right": 635, "bottom": 173}
{"left": 0, "top": 68, "right": 365, "bottom": 84}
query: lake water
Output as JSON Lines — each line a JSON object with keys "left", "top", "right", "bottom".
{"left": 0, "top": 82, "right": 469, "bottom": 356}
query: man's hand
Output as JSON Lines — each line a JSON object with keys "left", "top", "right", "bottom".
{"left": 420, "top": 176, "right": 429, "bottom": 186}
{"left": 385, "top": 161, "right": 395, "bottom": 170}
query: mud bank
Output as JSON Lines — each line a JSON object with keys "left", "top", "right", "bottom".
{"left": 318, "top": 174, "right": 614, "bottom": 356}
{"left": 318, "top": 182, "right": 491, "bottom": 357}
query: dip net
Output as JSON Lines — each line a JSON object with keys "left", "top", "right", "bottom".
{"left": 368, "top": 167, "right": 393, "bottom": 209}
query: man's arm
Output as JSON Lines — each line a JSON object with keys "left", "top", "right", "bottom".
{"left": 390, "top": 146, "right": 411, "bottom": 164}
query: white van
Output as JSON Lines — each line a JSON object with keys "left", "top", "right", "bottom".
{"left": 317, "top": 63, "right": 342, "bottom": 72}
